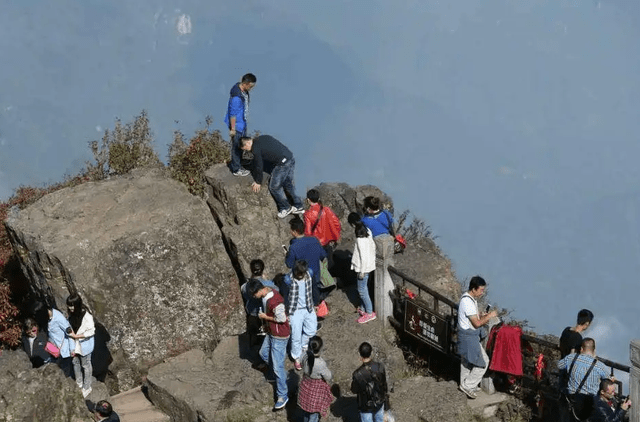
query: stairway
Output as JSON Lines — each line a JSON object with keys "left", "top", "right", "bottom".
{"left": 110, "top": 386, "right": 170, "bottom": 422}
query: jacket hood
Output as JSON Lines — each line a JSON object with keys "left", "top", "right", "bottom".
{"left": 230, "top": 82, "right": 243, "bottom": 98}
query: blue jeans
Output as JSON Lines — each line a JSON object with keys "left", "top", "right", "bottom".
{"left": 259, "top": 335, "right": 289, "bottom": 401}
{"left": 269, "top": 158, "right": 303, "bottom": 212}
{"left": 303, "top": 411, "right": 320, "bottom": 422}
{"left": 229, "top": 131, "right": 245, "bottom": 172}
{"left": 289, "top": 308, "right": 317, "bottom": 360}
{"left": 357, "top": 272, "right": 373, "bottom": 314}
{"left": 360, "top": 405, "right": 384, "bottom": 422}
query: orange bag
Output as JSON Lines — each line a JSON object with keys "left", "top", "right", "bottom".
{"left": 316, "top": 300, "right": 329, "bottom": 318}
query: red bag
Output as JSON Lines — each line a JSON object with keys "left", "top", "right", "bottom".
{"left": 45, "top": 341, "right": 60, "bottom": 358}
{"left": 316, "top": 300, "right": 329, "bottom": 318}
{"left": 394, "top": 234, "right": 407, "bottom": 254}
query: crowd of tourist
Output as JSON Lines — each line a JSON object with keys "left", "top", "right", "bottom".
{"left": 225, "top": 74, "right": 394, "bottom": 419}
{"left": 15, "top": 71, "right": 633, "bottom": 422}
{"left": 241, "top": 185, "right": 393, "bottom": 420}
{"left": 457, "top": 278, "right": 631, "bottom": 422}
{"left": 21, "top": 296, "right": 119, "bottom": 420}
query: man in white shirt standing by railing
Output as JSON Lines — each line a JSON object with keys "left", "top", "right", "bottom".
{"left": 457, "top": 275, "right": 498, "bottom": 399}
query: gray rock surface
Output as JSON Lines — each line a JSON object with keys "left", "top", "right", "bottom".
{"left": 0, "top": 349, "right": 89, "bottom": 422}
{"left": 204, "top": 164, "right": 399, "bottom": 282}
{"left": 146, "top": 282, "right": 410, "bottom": 422}
{"left": 4, "top": 163, "right": 464, "bottom": 420}
{"left": 5, "top": 168, "right": 245, "bottom": 392}
{"left": 389, "top": 375, "right": 472, "bottom": 422}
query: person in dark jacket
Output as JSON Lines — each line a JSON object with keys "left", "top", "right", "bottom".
{"left": 239, "top": 135, "right": 305, "bottom": 218}
{"left": 285, "top": 217, "right": 325, "bottom": 302}
{"left": 351, "top": 342, "right": 388, "bottom": 422}
{"left": 21, "top": 317, "right": 50, "bottom": 368}
{"left": 93, "top": 400, "right": 120, "bottom": 421}
{"left": 224, "top": 73, "right": 256, "bottom": 176}
{"left": 589, "top": 379, "right": 631, "bottom": 422}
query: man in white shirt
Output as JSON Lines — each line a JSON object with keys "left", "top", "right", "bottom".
{"left": 457, "top": 276, "right": 498, "bottom": 399}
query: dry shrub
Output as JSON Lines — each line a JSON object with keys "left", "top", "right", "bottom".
{"left": 396, "top": 210, "right": 435, "bottom": 243}
{"left": 169, "top": 117, "right": 229, "bottom": 197}
{"left": 85, "top": 110, "right": 162, "bottom": 177}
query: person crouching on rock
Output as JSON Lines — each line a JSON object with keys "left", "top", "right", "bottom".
{"left": 351, "top": 220, "right": 377, "bottom": 324}
{"left": 67, "top": 293, "right": 96, "bottom": 398}
{"left": 238, "top": 135, "right": 305, "bottom": 219}
{"left": 298, "top": 336, "right": 334, "bottom": 422}
{"left": 247, "top": 279, "right": 291, "bottom": 411}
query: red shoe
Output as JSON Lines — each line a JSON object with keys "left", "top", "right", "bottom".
{"left": 357, "top": 312, "right": 377, "bottom": 324}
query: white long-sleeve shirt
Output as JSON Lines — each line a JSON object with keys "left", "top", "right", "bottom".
{"left": 351, "top": 229, "right": 376, "bottom": 273}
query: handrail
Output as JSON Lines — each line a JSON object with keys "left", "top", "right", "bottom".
{"left": 389, "top": 265, "right": 630, "bottom": 375}
{"left": 388, "top": 266, "right": 458, "bottom": 310}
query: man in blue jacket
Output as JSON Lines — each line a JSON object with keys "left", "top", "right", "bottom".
{"left": 224, "top": 73, "right": 256, "bottom": 176}
{"left": 239, "top": 135, "right": 305, "bottom": 218}
{"left": 286, "top": 218, "right": 326, "bottom": 287}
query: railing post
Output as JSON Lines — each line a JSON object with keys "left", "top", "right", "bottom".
{"left": 631, "top": 340, "right": 640, "bottom": 422}
{"left": 374, "top": 236, "right": 394, "bottom": 328}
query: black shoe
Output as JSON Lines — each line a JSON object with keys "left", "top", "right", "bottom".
{"left": 252, "top": 362, "right": 268, "bottom": 373}
{"left": 316, "top": 322, "right": 323, "bottom": 332}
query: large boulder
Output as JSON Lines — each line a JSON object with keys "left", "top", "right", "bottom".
{"left": 5, "top": 168, "right": 245, "bottom": 392}
{"left": 0, "top": 349, "right": 89, "bottom": 422}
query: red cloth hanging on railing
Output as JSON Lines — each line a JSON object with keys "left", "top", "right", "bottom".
{"left": 488, "top": 325, "right": 523, "bottom": 376}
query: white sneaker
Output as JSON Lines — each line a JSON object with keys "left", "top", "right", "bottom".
{"left": 82, "top": 387, "right": 92, "bottom": 398}
{"left": 232, "top": 169, "right": 250, "bottom": 176}
{"left": 290, "top": 206, "right": 305, "bottom": 215}
{"left": 277, "top": 208, "right": 292, "bottom": 219}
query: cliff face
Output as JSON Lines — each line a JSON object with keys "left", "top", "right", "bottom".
{"left": 4, "top": 164, "right": 460, "bottom": 397}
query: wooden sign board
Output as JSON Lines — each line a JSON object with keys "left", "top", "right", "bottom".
{"left": 403, "top": 299, "right": 450, "bottom": 352}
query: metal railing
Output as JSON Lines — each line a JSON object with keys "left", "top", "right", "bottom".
{"left": 387, "top": 265, "right": 630, "bottom": 382}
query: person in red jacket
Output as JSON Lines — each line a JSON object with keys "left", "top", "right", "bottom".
{"left": 303, "top": 189, "right": 341, "bottom": 269}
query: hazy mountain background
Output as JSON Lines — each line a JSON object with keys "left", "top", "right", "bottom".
{"left": 2, "top": 0, "right": 639, "bottom": 383}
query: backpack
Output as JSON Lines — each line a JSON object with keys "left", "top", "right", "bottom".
{"left": 356, "top": 363, "right": 386, "bottom": 410}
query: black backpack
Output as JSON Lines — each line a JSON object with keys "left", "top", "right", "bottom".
{"left": 356, "top": 363, "right": 386, "bottom": 410}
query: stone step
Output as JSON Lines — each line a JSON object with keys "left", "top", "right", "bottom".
{"left": 465, "top": 390, "right": 510, "bottom": 418}
{"left": 110, "top": 386, "right": 170, "bottom": 422}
